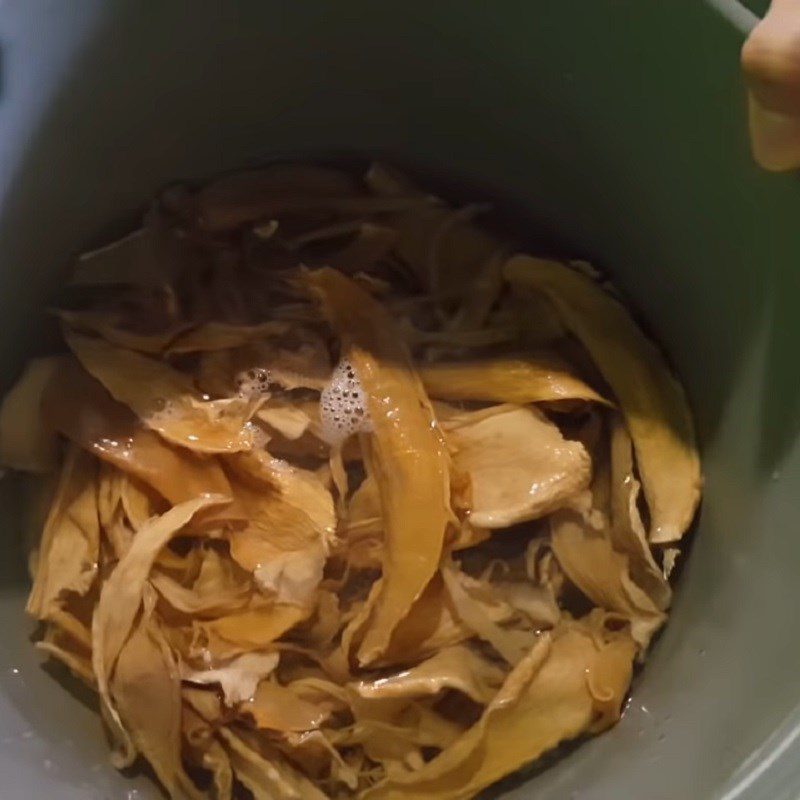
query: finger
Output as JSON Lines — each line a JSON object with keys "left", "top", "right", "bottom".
{"left": 741, "top": 0, "right": 800, "bottom": 170}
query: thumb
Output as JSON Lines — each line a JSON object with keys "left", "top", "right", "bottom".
{"left": 741, "top": 0, "right": 800, "bottom": 171}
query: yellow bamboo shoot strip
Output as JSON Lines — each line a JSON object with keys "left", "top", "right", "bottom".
{"left": 307, "top": 268, "right": 452, "bottom": 665}
{"left": 505, "top": 255, "right": 701, "bottom": 543}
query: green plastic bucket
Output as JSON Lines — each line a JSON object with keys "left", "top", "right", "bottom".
{"left": 0, "top": 2, "right": 798, "bottom": 798}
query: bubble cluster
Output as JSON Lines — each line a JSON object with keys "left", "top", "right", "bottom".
{"left": 148, "top": 397, "right": 182, "bottom": 427}
{"left": 235, "top": 367, "right": 271, "bottom": 399}
{"left": 244, "top": 420, "right": 270, "bottom": 450}
{"left": 320, "top": 358, "right": 371, "bottom": 445}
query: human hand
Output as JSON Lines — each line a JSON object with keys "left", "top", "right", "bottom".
{"left": 742, "top": 0, "right": 800, "bottom": 170}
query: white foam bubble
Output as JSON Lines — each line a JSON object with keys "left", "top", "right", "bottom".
{"left": 320, "top": 358, "right": 371, "bottom": 445}
{"left": 244, "top": 420, "right": 270, "bottom": 450}
{"left": 235, "top": 367, "right": 271, "bottom": 399}
{"left": 148, "top": 397, "right": 183, "bottom": 427}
